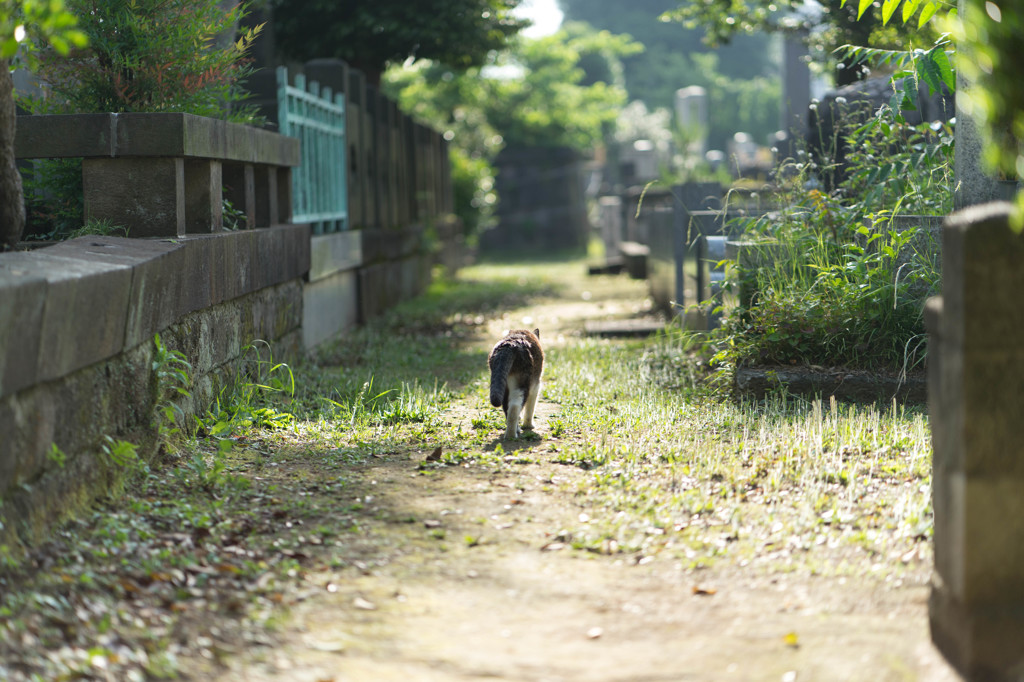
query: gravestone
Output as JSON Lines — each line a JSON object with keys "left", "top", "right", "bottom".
{"left": 926, "top": 201, "right": 1024, "bottom": 680}
{"left": 674, "top": 86, "right": 708, "bottom": 157}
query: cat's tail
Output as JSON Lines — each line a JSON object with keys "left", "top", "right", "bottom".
{"left": 489, "top": 348, "right": 512, "bottom": 407}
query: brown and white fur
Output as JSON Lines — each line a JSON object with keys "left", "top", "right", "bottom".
{"left": 488, "top": 328, "right": 544, "bottom": 439}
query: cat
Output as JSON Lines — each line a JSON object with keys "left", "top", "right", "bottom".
{"left": 488, "top": 328, "right": 544, "bottom": 440}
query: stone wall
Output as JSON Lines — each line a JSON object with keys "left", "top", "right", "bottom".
{"left": 0, "top": 226, "right": 309, "bottom": 552}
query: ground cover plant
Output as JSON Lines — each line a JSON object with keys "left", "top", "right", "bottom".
{"left": 0, "top": 260, "right": 936, "bottom": 679}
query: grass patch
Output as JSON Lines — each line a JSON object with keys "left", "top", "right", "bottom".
{"left": 542, "top": 333, "right": 932, "bottom": 573}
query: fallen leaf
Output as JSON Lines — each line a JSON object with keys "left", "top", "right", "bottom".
{"left": 541, "top": 542, "right": 566, "bottom": 551}
{"left": 353, "top": 597, "right": 376, "bottom": 611}
{"left": 425, "top": 447, "right": 442, "bottom": 462}
{"left": 423, "top": 519, "right": 442, "bottom": 528}
{"left": 692, "top": 585, "right": 717, "bottom": 596}
{"left": 783, "top": 631, "right": 799, "bottom": 648}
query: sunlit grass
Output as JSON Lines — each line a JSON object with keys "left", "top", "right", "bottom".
{"left": 539, "top": 330, "right": 932, "bottom": 575}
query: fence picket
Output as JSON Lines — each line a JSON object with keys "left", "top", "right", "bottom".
{"left": 276, "top": 67, "right": 349, "bottom": 232}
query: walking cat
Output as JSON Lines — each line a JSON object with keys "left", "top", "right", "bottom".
{"left": 488, "top": 328, "right": 544, "bottom": 439}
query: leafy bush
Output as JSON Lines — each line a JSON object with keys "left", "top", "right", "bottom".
{"left": 26, "top": 0, "right": 262, "bottom": 121}
{"left": 710, "top": 109, "right": 950, "bottom": 375}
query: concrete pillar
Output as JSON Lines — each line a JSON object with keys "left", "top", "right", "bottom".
{"left": 926, "top": 201, "right": 1024, "bottom": 679}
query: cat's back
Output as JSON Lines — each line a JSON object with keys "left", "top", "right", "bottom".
{"left": 492, "top": 329, "right": 543, "bottom": 369}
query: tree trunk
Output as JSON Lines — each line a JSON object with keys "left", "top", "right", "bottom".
{"left": 0, "top": 61, "right": 25, "bottom": 251}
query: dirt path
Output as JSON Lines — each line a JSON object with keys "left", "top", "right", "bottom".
{"left": 205, "top": 269, "right": 959, "bottom": 682}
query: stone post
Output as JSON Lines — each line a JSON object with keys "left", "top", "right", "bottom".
{"left": 926, "top": 201, "right": 1024, "bottom": 679}
{"left": 83, "top": 157, "right": 186, "bottom": 238}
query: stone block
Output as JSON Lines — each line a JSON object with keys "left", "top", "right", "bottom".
{"left": 0, "top": 250, "right": 133, "bottom": 382}
{"left": 303, "top": 269, "right": 359, "bottom": 349}
{"left": 253, "top": 223, "right": 311, "bottom": 292}
{"left": 123, "top": 240, "right": 191, "bottom": 348}
{"left": 254, "top": 165, "right": 279, "bottom": 228}
{"left": 309, "top": 230, "right": 363, "bottom": 281}
{"left": 0, "top": 262, "right": 47, "bottom": 399}
{"left": 83, "top": 156, "right": 185, "bottom": 238}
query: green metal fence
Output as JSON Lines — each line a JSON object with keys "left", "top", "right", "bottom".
{"left": 276, "top": 66, "right": 348, "bottom": 233}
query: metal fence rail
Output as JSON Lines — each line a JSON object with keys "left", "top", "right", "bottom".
{"left": 277, "top": 66, "right": 348, "bottom": 233}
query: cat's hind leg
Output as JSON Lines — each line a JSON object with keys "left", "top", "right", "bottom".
{"left": 522, "top": 379, "right": 540, "bottom": 431}
{"left": 504, "top": 376, "right": 524, "bottom": 439}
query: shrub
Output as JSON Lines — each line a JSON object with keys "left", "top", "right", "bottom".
{"left": 710, "top": 109, "right": 950, "bottom": 375}
{"left": 20, "top": 0, "right": 263, "bottom": 240}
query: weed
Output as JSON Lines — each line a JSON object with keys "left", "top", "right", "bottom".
{"left": 152, "top": 333, "right": 193, "bottom": 440}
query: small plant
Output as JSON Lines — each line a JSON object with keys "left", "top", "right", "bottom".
{"left": 65, "top": 219, "right": 129, "bottom": 239}
{"left": 197, "top": 341, "right": 296, "bottom": 440}
{"left": 152, "top": 333, "right": 193, "bottom": 440}
{"left": 100, "top": 437, "right": 144, "bottom": 477}
{"left": 222, "top": 197, "right": 248, "bottom": 230}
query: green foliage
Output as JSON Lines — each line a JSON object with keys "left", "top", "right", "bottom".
{"left": 836, "top": 35, "right": 954, "bottom": 120}
{"left": 0, "top": 0, "right": 86, "bottom": 63}
{"left": 22, "top": 157, "right": 83, "bottom": 240}
{"left": 26, "top": 0, "right": 262, "bottom": 123}
{"left": 663, "top": 0, "right": 942, "bottom": 85}
{"left": 710, "top": 108, "right": 950, "bottom": 373}
{"left": 152, "top": 333, "right": 192, "bottom": 441}
{"left": 65, "top": 218, "right": 128, "bottom": 239}
{"left": 269, "top": 0, "right": 527, "bottom": 78}
{"left": 560, "top": 0, "right": 779, "bottom": 151}
{"left": 384, "top": 23, "right": 637, "bottom": 236}
{"left": 841, "top": 0, "right": 942, "bottom": 29}
{"left": 950, "top": 0, "right": 1024, "bottom": 225}
{"left": 222, "top": 197, "right": 248, "bottom": 231}
{"left": 486, "top": 23, "right": 640, "bottom": 149}
{"left": 100, "top": 436, "right": 141, "bottom": 470}
{"left": 20, "top": 0, "right": 263, "bottom": 240}
{"left": 198, "top": 341, "right": 296, "bottom": 444}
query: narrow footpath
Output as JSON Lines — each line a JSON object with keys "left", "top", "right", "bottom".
{"left": 213, "top": 263, "right": 957, "bottom": 681}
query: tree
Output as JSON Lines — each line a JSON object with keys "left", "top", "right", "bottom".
{"left": 0, "top": 0, "right": 85, "bottom": 251}
{"left": 952, "top": 0, "right": 1024, "bottom": 220}
{"left": 383, "top": 23, "right": 639, "bottom": 234}
{"left": 662, "top": 0, "right": 937, "bottom": 85}
{"left": 268, "top": 0, "right": 529, "bottom": 83}
{"left": 558, "top": 0, "right": 779, "bottom": 151}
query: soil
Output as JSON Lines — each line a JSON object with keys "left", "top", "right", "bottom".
{"left": 202, "top": 269, "right": 959, "bottom": 682}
